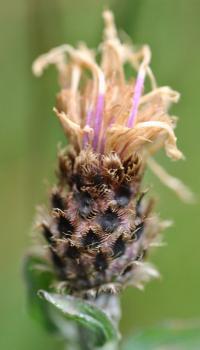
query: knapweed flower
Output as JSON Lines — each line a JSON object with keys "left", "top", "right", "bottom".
{"left": 32, "top": 10, "right": 193, "bottom": 297}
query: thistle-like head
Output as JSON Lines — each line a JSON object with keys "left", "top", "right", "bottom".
{"left": 31, "top": 10, "right": 193, "bottom": 297}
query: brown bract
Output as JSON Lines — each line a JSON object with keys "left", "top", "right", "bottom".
{"left": 37, "top": 148, "right": 163, "bottom": 296}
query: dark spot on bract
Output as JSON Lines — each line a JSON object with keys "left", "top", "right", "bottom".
{"left": 82, "top": 229, "right": 100, "bottom": 248}
{"left": 42, "top": 224, "right": 53, "bottom": 244}
{"left": 113, "top": 235, "right": 126, "bottom": 258}
{"left": 76, "top": 264, "right": 88, "bottom": 279}
{"left": 66, "top": 245, "right": 80, "bottom": 259}
{"left": 135, "top": 249, "right": 145, "bottom": 261}
{"left": 115, "top": 184, "right": 132, "bottom": 207}
{"left": 135, "top": 221, "right": 144, "bottom": 240}
{"left": 122, "top": 264, "right": 133, "bottom": 276}
{"left": 99, "top": 208, "right": 119, "bottom": 233}
{"left": 93, "top": 174, "right": 103, "bottom": 186}
{"left": 95, "top": 252, "right": 108, "bottom": 271}
{"left": 75, "top": 191, "right": 93, "bottom": 218}
{"left": 136, "top": 192, "right": 146, "bottom": 217}
{"left": 57, "top": 215, "right": 73, "bottom": 237}
{"left": 50, "top": 248, "right": 66, "bottom": 279}
{"left": 72, "top": 173, "right": 84, "bottom": 190}
{"left": 51, "top": 192, "right": 64, "bottom": 210}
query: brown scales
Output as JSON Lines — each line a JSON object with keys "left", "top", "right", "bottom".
{"left": 40, "top": 148, "right": 151, "bottom": 295}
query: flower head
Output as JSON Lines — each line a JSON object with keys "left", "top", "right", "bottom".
{"left": 32, "top": 10, "right": 193, "bottom": 297}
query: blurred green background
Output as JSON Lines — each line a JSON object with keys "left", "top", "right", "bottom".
{"left": 0, "top": 0, "right": 200, "bottom": 349}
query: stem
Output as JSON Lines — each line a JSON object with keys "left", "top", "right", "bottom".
{"left": 77, "top": 327, "right": 119, "bottom": 350}
{"left": 78, "top": 326, "right": 94, "bottom": 350}
{"left": 63, "top": 293, "right": 121, "bottom": 350}
{"left": 79, "top": 293, "right": 121, "bottom": 350}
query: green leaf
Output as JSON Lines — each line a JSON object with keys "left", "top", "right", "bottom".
{"left": 23, "top": 254, "right": 56, "bottom": 332}
{"left": 123, "top": 321, "right": 200, "bottom": 350}
{"left": 24, "top": 255, "right": 119, "bottom": 347}
{"left": 39, "top": 290, "right": 119, "bottom": 347}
